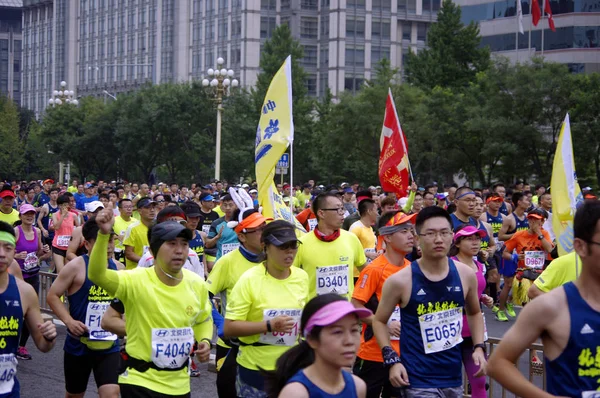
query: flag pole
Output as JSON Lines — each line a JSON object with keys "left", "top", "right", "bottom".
{"left": 289, "top": 144, "right": 294, "bottom": 220}
{"left": 541, "top": 0, "right": 545, "bottom": 56}
{"left": 528, "top": 18, "right": 532, "bottom": 52}
{"left": 515, "top": 11, "right": 519, "bottom": 62}
{"left": 388, "top": 88, "right": 414, "bottom": 182}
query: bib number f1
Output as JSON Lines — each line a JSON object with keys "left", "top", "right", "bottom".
{"left": 259, "top": 309, "right": 302, "bottom": 346}
{"left": 151, "top": 327, "right": 194, "bottom": 369}
{"left": 0, "top": 354, "right": 17, "bottom": 394}
{"left": 524, "top": 251, "right": 545, "bottom": 269}
{"left": 419, "top": 307, "right": 463, "bottom": 354}
{"left": 85, "top": 302, "right": 117, "bottom": 341}
{"left": 316, "top": 265, "right": 349, "bottom": 296}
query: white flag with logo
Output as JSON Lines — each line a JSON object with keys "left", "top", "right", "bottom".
{"left": 517, "top": 0, "right": 524, "bottom": 34}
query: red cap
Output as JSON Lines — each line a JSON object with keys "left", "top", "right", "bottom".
{"left": 43, "top": 179, "right": 54, "bottom": 185}
{"left": 0, "top": 190, "right": 16, "bottom": 199}
{"left": 235, "top": 212, "right": 271, "bottom": 233}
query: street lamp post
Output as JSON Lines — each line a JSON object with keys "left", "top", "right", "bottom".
{"left": 202, "top": 57, "right": 239, "bottom": 181}
{"left": 48, "top": 81, "right": 78, "bottom": 185}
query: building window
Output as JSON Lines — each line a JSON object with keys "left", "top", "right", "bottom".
{"left": 219, "top": 0, "right": 227, "bottom": 9}
{"left": 402, "top": 22, "right": 412, "bottom": 40}
{"left": 320, "top": 46, "right": 328, "bottom": 66}
{"left": 320, "top": 15, "right": 329, "bottom": 37}
{"left": 345, "top": 47, "right": 364, "bottom": 67}
{"left": 372, "top": 20, "right": 391, "bottom": 39}
{"left": 205, "top": 19, "right": 214, "bottom": 40}
{"left": 346, "top": 18, "right": 365, "bottom": 38}
{"left": 321, "top": 0, "right": 330, "bottom": 8}
{"left": 193, "top": 22, "right": 202, "bottom": 43}
{"left": 261, "top": 0, "right": 276, "bottom": 9}
{"left": 301, "top": 45, "right": 318, "bottom": 67}
{"left": 301, "top": 17, "right": 318, "bottom": 39}
{"left": 417, "top": 23, "right": 427, "bottom": 41}
{"left": 305, "top": 75, "right": 317, "bottom": 96}
{"left": 301, "top": 0, "right": 318, "bottom": 9}
{"left": 372, "top": 0, "right": 390, "bottom": 11}
{"left": 261, "top": 17, "right": 276, "bottom": 38}
{"left": 231, "top": 18, "right": 241, "bottom": 38}
{"left": 319, "top": 72, "right": 328, "bottom": 96}
{"left": 423, "top": 0, "right": 431, "bottom": 12}
{"left": 205, "top": 50, "right": 214, "bottom": 67}
{"left": 344, "top": 76, "right": 364, "bottom": 92}
{"left": 371, "top": 45, "right": 390, "bottom": 64}
{"left": 432, "top": 0, "right": 441, "bottom": 10}
{"left": 347, "top": 0, "right": 365, "bottom": 9}
{"left": 407, "top": 0, "right": 416, "bottom": 13}
{"left": 281, "top": 0, "right": 290, "bottom": 10}
{"left": 218, "top": 21, "right": 228, "bottom": 39}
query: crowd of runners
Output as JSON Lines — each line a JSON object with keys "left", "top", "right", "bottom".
{"left": 0, "top": 177, "right": 597, "bottom": 397}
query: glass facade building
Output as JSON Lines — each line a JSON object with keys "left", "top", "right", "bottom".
{"left": 0, "top": 0, "right": 22, "bottom": 106}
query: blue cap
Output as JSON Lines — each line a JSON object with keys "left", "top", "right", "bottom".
{"left": 200, "top": 194, "right": 214, "bottom": 202}
{"left": 343, "top": 187, "right": 354, "bottom": 193}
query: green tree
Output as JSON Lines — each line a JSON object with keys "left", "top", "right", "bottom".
{"left": 0, "top": 97, "right": 25, "bottom": 180}
{"left": 405, "top": 0, "right": 490, "bottom": 90}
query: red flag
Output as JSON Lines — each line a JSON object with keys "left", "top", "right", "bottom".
{"left": 544, "top": 0, "right": 556, "bottom": 31}
{"left": 379, "top": 89, "right": 411, "bottom": 197}
{"left": 531, "top": 0, "right": 541, "bottom": 26}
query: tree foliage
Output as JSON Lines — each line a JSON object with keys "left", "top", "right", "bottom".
{"left": 0, "top": 97, "right": 25, "bottom": 179}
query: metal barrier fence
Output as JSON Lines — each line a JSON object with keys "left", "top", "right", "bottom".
{"left": 462, "top": 337, "right": 546, "bottom": 398}
{"left": 38, "top": 271, "right": 68, "bottom": 313}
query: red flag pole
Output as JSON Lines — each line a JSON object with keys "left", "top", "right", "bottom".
{"left": 387, "top": 88, "right": 414, "bottom": 182}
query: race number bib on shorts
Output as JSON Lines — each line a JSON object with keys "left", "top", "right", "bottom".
{"left": 221, "top": 243, "right": 239, "bottom": 256}
{"left": 56, "top": 235, "right": 70, "bottom": 247}
{"left": 316, "top": 265, "right": 349, "bottom": 296}
{"left": 151, "top": 327, "right": 194, "bottom": 369}
{"left": 307, "top": 218, "right": 318, "bottom": 231}
{"left": 259, "top": 309, "right": 302, "bottom": 346}
{"left": 419, "top": 307, "right": 463, "bottom": 354}
{"left": 85, "top": 302, "right": 117, "bottom": 341}
{"left": 24, "top": 252, "right": 39, "bottom": 271}
{"left": 388, "top": 306, "right": 401, "bottom": 341}
{"left": 524, "top": 251, "right": 545, "bottom": 269}
{"left": 0, "top": 354, "right": 17, "bottom": 395}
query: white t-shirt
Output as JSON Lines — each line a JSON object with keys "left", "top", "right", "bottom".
{"left": 137, "top": 249, "right": 205, "bottom": 279}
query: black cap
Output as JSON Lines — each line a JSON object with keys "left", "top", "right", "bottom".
{"left": 264, "top": 228, "right": 301, "bottom": 247}
{"left": 180, "top": 201, "right": 202, "bottom": 217}
{"left": 137, "top": 197, "right": 157, "bottom": 208}
{"left": 150, "top": 221, "right": 193, "bottom": 245}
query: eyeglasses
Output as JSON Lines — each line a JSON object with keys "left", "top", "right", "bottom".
{"left": 321, "top": 208, "right": 345, "bottom": 214}
{"left": 587, "top": 240, "right": 600, "bottom": 247}
{"left": 418, "top": 230, "right": 453, "bottom": 240}
{"left": 155, "top": 200, "right": 165, "bottom": 203}
{"left": 278, "top": 241, "right": 299, "bottom": 250}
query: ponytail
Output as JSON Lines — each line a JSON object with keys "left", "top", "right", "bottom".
{"left": 263, "top": 337, "right": 318, "bottom": 397}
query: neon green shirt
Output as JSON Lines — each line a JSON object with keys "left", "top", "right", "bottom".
{"left": 534, "top": 252, "right": 581, "bottom": 292}
{"left": 123, "top": 223, "right": 149, "bottom": 269}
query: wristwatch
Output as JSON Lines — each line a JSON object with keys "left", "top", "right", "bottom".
{"left": 473, "top": 343, "right": 486, "bottom": 354}
{"left": 538, "top": 235, "right": 545, "bottom": 240}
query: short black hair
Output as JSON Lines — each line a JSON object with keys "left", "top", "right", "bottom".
{"left": 512, "top": 192, "right": 525, "bottom": 206}
{"left": 535, "top": 184, "right": 545, "bottom": 191}
{"left": 574, "top": 200, "right": 600, "bottom": 242}
{"left": 454, "top": 186, "right": 473, "bottom": 199}
{"left": 415, "top": 206, "right": 453, "bottom": 233}
{"left": 378, "top": 210, "right": 402, "bottom": 229}
{"left": 492, "top": 182, "right": 505, "bottom": 191}
{"left": 312, "top": 192, "right": 340, "bottom": 220}
{"left": 423, "top": 191, "right": 435, "bottom": 199}
{"left": 358, "top": 198, "right": 375, "bottom": 217}
{"left": 355, "top": 190, "right": 373, "bottom": 199}
{"left": 539, "top": 192, "right": 551, "bottom": 201}
{"left": 0, "top": 221, "right": 16, "bottom": 237}
{"left": 49, "top": 187, "right": 60, "bottom": 194}
{"left": 99, "top": 193, "right": 110, "bottom": 200}
{"left": 57, "top": 194, "right": 70, "bottom": 205}
{"left": 118, "top": 198, "right": 132, "bottom": 208}
{"left": 82, "top": 217, "right": 101, "bottom": 242}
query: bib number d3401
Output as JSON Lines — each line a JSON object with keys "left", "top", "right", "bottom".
{"left": 419, "top": 307, "right": 463, "bottom": 354}
{"left": 316, "top": 265, "right": 349, "bottom": 296}
{"left": 0, "top": 354, "right": 17, "bottom": 395}
{"left": 151, "top": 327, "right": 194, "bottom": 369}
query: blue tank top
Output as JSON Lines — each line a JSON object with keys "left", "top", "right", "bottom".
{"left": 450, "top": 213, "right": 477, "bottom": 232}
{"left": 509, "top": 213, "right": 529, "bottom": 234}
{"left": 64, "top": 255, "right": 119, "bottom": 356}
{"left": 498, "top": 201, "right": 509, "bottom": 216}
{"left": 546, "top": 282, "right": 600, "bottom": 396}
{"left": 42, "top": 203, "right": 59, "bottom": 239}
{"left": 476, "top": 221, "right": 490, "bottom": 252}
{"left": 400, "top": 259, "right": 465, "bottom": 388}
{"left": 189, "top": 230, "right": 204, "bottom": 264}
{"left": 287, "top": 370, "right": 357, "bottom": 398}
{"left": 485, "top": 212, "right": 503, "bottom": 238}
{"left": 0, "top": 275, "right": 23, "bottom": 397}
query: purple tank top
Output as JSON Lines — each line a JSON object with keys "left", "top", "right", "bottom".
{"left": 15, "top": 225, "right": 40, "bottom": 276}
{"left": 451, "top": 256, "right": 486, "bottom": 338}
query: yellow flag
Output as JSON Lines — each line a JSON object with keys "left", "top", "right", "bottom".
{"left": 255, "top": 56, "right": 305, "bottom": 231}
{"left": 551, "top": 114, "right": 583, "bottom": 256}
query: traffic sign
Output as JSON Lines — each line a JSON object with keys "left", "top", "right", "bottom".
{"left": 277, "top": 154, "right": 289, "bottom": 169}
{"left": 276, "top": 167, "right": 288, "bottom": 175}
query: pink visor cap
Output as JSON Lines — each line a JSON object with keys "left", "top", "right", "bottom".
{"left": 303, "top": 300, "right": 372, "bottom": 337}
{"left": 453, "top": 225, "right": 485, "bottom": 243}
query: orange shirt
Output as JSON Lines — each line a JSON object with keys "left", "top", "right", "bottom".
{"left": 504, "top": 230, "right": 552, "bottom": 268}
{"left": 296, "top": 208, "right": 317, "bottom": 231}
{"left": 352, "top": 255, "right": 410, "bottom": 362}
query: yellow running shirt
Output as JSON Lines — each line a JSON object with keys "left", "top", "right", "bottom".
{"left": 123, "top": 222, "right": 149, "bottom": 269}
{"left": 207, "top": 249, "right": 258, "bottom": 348}
{"left": 225, "top": 264, "right": 308, "bottom": 371}
{"left": 294, "top": 230, "right": 366, "bottom": 299}
{"left": 113, "top": 216, "right": 138, "bottom": 253}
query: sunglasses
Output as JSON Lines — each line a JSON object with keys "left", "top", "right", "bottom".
{"left": 277, "top": 241, "right": 299, "bottom": 250}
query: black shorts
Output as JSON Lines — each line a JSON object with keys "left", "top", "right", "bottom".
{"left": 353, "top": 357, "right": 402, "bottom": 398}
{"left": 52, "top": 246, "right": 67, "bottom": 257}
{"left": 120, "top": 383, "right": 191, "bottom": 398}
{"left": 64, "top": 351, "right": 120, "bottom": 394}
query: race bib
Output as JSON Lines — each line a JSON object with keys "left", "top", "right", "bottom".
{"left": 365, "top": 248, "right": 376, "bottom": 263}
{"left": 582, "top": 392, "right": 600, "bottom": 398}
{"left": 259, "top": 309, "right": 302, "bottom": 346}
{"left": 316, "top": 265, "right": 349, "bottom": 296}
{"left": 202, "top": 224, "right": 211, "bottom": 235}
{"left": 24, "top": 252, "right": 39, "bottom": 271}
{"left": 419, "top": 307, "right": 463, "bottom": 354}
{"left": 221, "top": 243, "right": 239, "bottom": 256}
{"left": 483, "top": 312, "right": 488, "bottom": 341}
{"left": 0, "top": 354, "right": 17, "bottom": 394}
{"left": 307, "top": 218, "right": 318, "bottom": 231}
{"left": 56, "top": 235, "right": 70, "bottom": 247}
{"left": 524, "top": 251, "right": 545, "bottom": 269}
{"left": 388, "top": 306, "right": 401, "bottom": 341}
{"left": 151, "top": 327, "right": 194, "bottom": 369}
{"left": 85, "top": 302, "right": 117, "bottom": 341}
{"left": 142, "top": 245, "right": 150, "bottom": 255}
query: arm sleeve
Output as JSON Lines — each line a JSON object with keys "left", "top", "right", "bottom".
{"left": 211, "top": 301, "right": 225, "bottom": 339}
{"left": 193, "top": 285, "right": 214, "bottom": 342}
{"left": 88, "top": 232, "right": 121, "bottom": 296}
{"left": 402, "top": 191, "right": 416, "bottom": 213}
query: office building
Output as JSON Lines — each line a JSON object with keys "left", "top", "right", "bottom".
{"left": 456, "top": 0, "right": 600, "bottom": 72}
{"left": 21, "top": 0, "right": 440, "bottom": 115}
{"left": 0, "top": 0, "right": 22, "bottom": 106}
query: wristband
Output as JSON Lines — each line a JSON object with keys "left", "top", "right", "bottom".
{"left": 266, "top": 320, "right": 272, "bottom": 332}
{"left": 200, "top": 338, "right": 212, "bottom": 347}
{"left": 538, "top": 235, "right": 544, "bottom": 241}
{"left": 382, "top": 346, "right": 401, "bottom": 368}
{"left": 511, "top": 253, "right": 519, "bottom": 263}
{"left": 473, "top": 343, "right": 486, "bottom": 354}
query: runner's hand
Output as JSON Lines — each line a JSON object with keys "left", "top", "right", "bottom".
{"left": 388, "top": 321, "right": 400, "bottom": 338}
{"left": 38, "top": 320, "right": 57, "bottom": 341}
{"left": 66, "top": 319, "right": 88, "bottom": 337}
{"left": 42, "top": 229, "right": 49, "bottom": 238}
{"left": 410, "top": 182, "right": 418, "bottom": 192}
{"left": 480, "top": 294, "right": 494, "bottom": 309}
{"left": 95, "top": 209, "right": 114, "bottom": 235}
{"left": 15, "top": 251, "right": 27, "bottom": 260}
{"left": 473, "top": 349, "right": 488, "bottom": 376}
{"left": 271, "top": 316, "right": 295, "bottom": 333}
{"left": 479, "top": 250, "right": 489, "bottom": 261}
{"left": 43, "top": 244, "right": 50, "bottom": 253}
{"left": 194, "top": 341, "right": 211, "bottom": 362}
{"left": 389, "top": 363, "right": 410, "bottom": 387}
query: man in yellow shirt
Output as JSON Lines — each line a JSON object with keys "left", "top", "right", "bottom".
{"left": 294, "top": 192, "right": 367, "bottom": 299}
{"left": 295, "top": 183, "right": 312, "bottom": 210}
{"left": 0, "top": 188, "right": 19, "bottom": 226}
{"left": 528, "top": 251, "right": 581, "bottom": 298}
{"left": 123, "top": 198, "right": 156, "bottom": 269}
{"left": 113, "top": 198, "right": 138, "bottom": 263}
{"left": 349, "top": 198, "right": 379, "bottom": 265}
